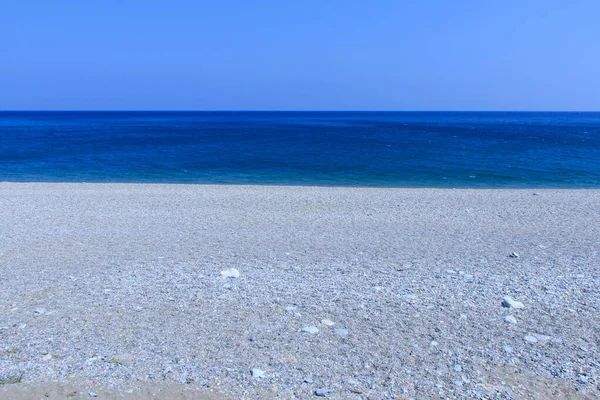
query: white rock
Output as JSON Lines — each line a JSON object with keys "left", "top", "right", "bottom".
{"left": 502, "top": 296, "right": 524, "bottom": 309}
{"left": 220, "top": 268, "right": 240, "bottom": 278}
{"left": 302, "top": 326, "right": 319, "bottom": 334}
{"left": 315, "top": 388, "right": 333, "bottom": 396}
{"left": 251, "top": 368, "right": 265, "bottom": 379}
{"left": 524, "top": 335, "right": 538, "bottom": 343}
{"left": 504, "top": 315, "right": 517, "bottom": 324}
{"left": 321, "top": 319, "right": 335, "bottom": 326}
{"left": 33, "top": 308, "right": 47, "bottom": 315}
{"left": 333, "top": 328, "right": 349, "bottom": 336}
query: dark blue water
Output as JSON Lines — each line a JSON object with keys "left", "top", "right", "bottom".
{"left": 1, "top": 111, "right": 599, "bottom": 187}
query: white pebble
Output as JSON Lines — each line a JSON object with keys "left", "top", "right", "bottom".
{"left": 504, "top": 315, "right": 517, "bottom": 324}
{"left": 333, "top": 328, "right": 349, "bottom": 336}
{"left": 321, "top": 319, "right": 335, "bottom": 326}
{"left": 524, "top": 335, "right": 538, "bottom": 343}
{"left": 251, "top": 368, "right": 265, "bottom": 379}
{"left": 302, "top": 326, "right": 319, "bottom": 334}
{"left": 220, "top": 268, "right": 240, "bottom": 278}
{"left": 502, "top": 296, "right": 524, "bottom": 309}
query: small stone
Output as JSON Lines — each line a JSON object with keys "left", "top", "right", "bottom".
{"left": 524, "top": 335, "right": 538, "bottom": 343}
{"left": 34, "top": 308, "right": 47, "bottom": 315}
{"left": 304, "top": 377, "right": 313, "bottom": 384}
{"left": 315, "top": 387, "right": 333, "bottom": 396}
{"left": 504, "top": 315, "right": 517, "bottom": 324}
{"left": 502, "top": 296, "right": 524, "bottom": 309}
{"left": 430, "top": 340, "right": 438, "bottom": 347}
{"left": 536, "top": 334, "right": 551, "bottom": 341}
{"left": 251, "top": 368, "right": 265, "bottom": 379}
{"left": 333, "top": 328, "right": 349, "bottom": 336}
{"left": 302, "top": 326, "right": 319, "bottom": 334}
{"left": 220, "top": 268, "right": 240, "bottom": 278}
{"left": 109, "top": 354, "right": 133, "bottom": 366}
{"left": 502, "top": 345, "right": 513, "bottom": 353}
{"left": 321, "top": 319, "right": 335, "bottom": 326}
{"left": 453, "top": 364, "right": 462, "bottom": 372}
{"left": 509, "top": 252, "right": 520, "bottom": 258}
{"left": 578, "top": 374, "right": 589, "bottom": 384}
{"left": 42, "top": 354, "right": 52, "bottom": 361}
{"left": 285, "top": 306, "right": 297, "bottom": 313}
{"left": 89, "top": 392, "right": 98, "bottom": 398}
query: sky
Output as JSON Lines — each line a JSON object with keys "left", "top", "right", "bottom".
{"left": 1, "top": 0, "right": 599, "bottom": 111}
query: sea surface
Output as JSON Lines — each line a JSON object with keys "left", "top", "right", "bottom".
{"left": 1, "top": 111, "right": 599, "bottom": 187}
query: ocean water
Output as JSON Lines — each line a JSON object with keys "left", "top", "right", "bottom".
{"left": 0, "top": 111, "right": 599, "bottom": 188}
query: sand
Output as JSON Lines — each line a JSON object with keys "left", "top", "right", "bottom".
{"left": 0, "top": 183, "right": 599, "bottom": 399}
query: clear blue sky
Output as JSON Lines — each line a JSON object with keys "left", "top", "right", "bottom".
{"left": 2, "top": 0, "right": 599, "bottom": 110}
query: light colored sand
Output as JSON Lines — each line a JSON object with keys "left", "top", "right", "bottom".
{"left": 0, "top": 183, "right": 599, "bottom": 399}
{"left": 1, "top": 381, "right": 229, "bottom": 399}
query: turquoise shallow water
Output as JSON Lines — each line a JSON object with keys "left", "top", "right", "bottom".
{"left": 0, "top": 111, "right": 599, "bottom": 187}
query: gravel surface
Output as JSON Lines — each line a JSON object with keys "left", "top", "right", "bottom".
{"left": 0, "top": 183, "right": 599, "bottom": 399}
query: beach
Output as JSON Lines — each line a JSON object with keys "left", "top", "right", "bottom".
{"left": 1, "top": 183, "right": 599, "bottom": 399}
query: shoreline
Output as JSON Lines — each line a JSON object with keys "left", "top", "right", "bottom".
{"left": 1, "top": 183, "right": 599, "bottom": 398}
{"left": 2, "top": 181, "right": 599, "bottom": 190}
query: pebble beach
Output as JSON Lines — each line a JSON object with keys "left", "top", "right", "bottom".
{"left": 1, "top": 183, "right": 599, "bottom": 399}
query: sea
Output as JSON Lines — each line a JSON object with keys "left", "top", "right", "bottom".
{"left": 1, "top": 111, "right": 599, "bottom": 188}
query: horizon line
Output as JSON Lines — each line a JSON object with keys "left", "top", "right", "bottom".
{"left": 1, "top": 110, "right": 599, "bottom": 113}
